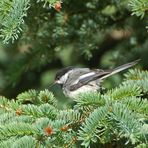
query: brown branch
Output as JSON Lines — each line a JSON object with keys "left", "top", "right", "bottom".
{"left": 64, "top": 137, "right": 77, "bottom": 148}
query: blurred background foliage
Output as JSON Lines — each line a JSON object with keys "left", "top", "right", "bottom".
{"left": 0, "top": 0, "right": 148, "bottom": 101}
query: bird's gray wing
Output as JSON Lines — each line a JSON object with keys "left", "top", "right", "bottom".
{"left": 68, "top": 69, "right": 110, "bottom": 91}
{"left": 68, "top": 59, "right": 140, "bottom": 91}
{"left": 65, "top": 68, "right": 91, "bottom": 85}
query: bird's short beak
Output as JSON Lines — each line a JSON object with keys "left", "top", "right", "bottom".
{"left": 54, "top": 80, "right": 61, "bottom": 84}
{"left": 49, "top": 81, "right": 60, "bottom": 88}
{"left": 54, "top": 80, "right": 63, "bottom": 88}
{"left": 49, "top": 80, "right": 62, "bottom": 89}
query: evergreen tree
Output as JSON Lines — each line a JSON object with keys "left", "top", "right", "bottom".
{"left": 0, "top": 0, "right": 148, "bottom": 147}
{"left": 0, "top": 69, "right": 148, "bottom": 147}
{"left": 0, "top": 0, "right": 148, "bottom": 97}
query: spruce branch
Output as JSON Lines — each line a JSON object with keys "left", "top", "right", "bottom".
{"left": 123, "top": 69, "right": 148, "bottom": 93}
{"left": 0, "top": 96, "right": 20, "bottom": 112}
{"left": 0, "top": 0, "right": 30, "bottom": 43}
{"left": 78, "top": 106, "right": 109, "bottom": 147}
{"left": 0, "top": 137, "right": 17, "bottom": 148}
{"left": 16, "top": 89, "right": 38, "bottom": 104}
{"left": 107, "top": 84, "right": 141, "bottom": 100}
{"left": 121, "top": 96, "right": 148, "bottom": 115}
{"left": 57, "top": 109, "right": 81, "bottom": 124}
{"left": 0, "top": 112, "right": 16, "bottom": 125}
{"left": 22, "top": 103, "right": 57, "bottom": 119}
{"left": 0, "top": 0, "right": 13, "bottom": 21}
{"left": 75, "top": 92, "right": 106, "bottom": 107}
{"left": 11, "top": 136, "right": 37, "bottom": 148}
{"left": 0, "top": 70, "right": 147, "bottom": 147}
{"left": 38, "top": 89, "right": 57, "bottom": 107}
{"left": 0, "top": 123, "right": 38, "bottom": 140}
{"left": 129, "top": 0, "right": 148, "bottom": 18}
{"left": 17, "top": 89, "right": 57, "bottom": 106}
{"left": 109, "top": 102, "right": 143, "bottom": 144}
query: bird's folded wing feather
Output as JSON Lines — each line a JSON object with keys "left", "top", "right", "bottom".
{"left": 68, "top": 59, "right": 140, "bottom": 91}
{"left": 69, "top": 70, "right": 110, "bottom": 91}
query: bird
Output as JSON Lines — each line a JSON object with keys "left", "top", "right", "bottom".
{"left": 54, "top": 60, "right": 140, "bottom": 99}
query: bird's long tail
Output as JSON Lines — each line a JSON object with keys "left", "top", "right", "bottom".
{"left": 100, "top": 59, "right": 140, "bottom": 80}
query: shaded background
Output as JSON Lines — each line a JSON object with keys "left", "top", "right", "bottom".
{"left": 0, "top": 0, "right": 147, "bottom": 103}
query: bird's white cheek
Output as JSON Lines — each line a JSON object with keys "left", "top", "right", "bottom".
{"left": 59, "top": 72, "right": 70, "bottom": 83}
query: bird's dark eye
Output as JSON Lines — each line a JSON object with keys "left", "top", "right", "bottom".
{"left": 57, "top": 77, "right": 60, "bottom": 80}
{"left": 55, "top": 74, "right": 60, "bottom": 81}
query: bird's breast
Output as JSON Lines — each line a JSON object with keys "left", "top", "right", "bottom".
{"left": 63, "top": 82, "right": 100, "bottom": 99}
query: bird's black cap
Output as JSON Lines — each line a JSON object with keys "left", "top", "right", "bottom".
{"left": 55, "top": 66, "right": 74, "bottom": 80}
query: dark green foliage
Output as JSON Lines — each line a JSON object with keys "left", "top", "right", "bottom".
{"left": 0, "top": 0, "right": 148, "bottom": 147}
{"left": 0, "top": 69, "right": 147, "bottom": 147}
{"left": 0, "top": 0, "right": 148, "bottom": 98}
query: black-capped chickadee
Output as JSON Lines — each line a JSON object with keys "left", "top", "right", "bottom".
{"left": 54, "top": 60, "right": 140, "bottom": 98}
